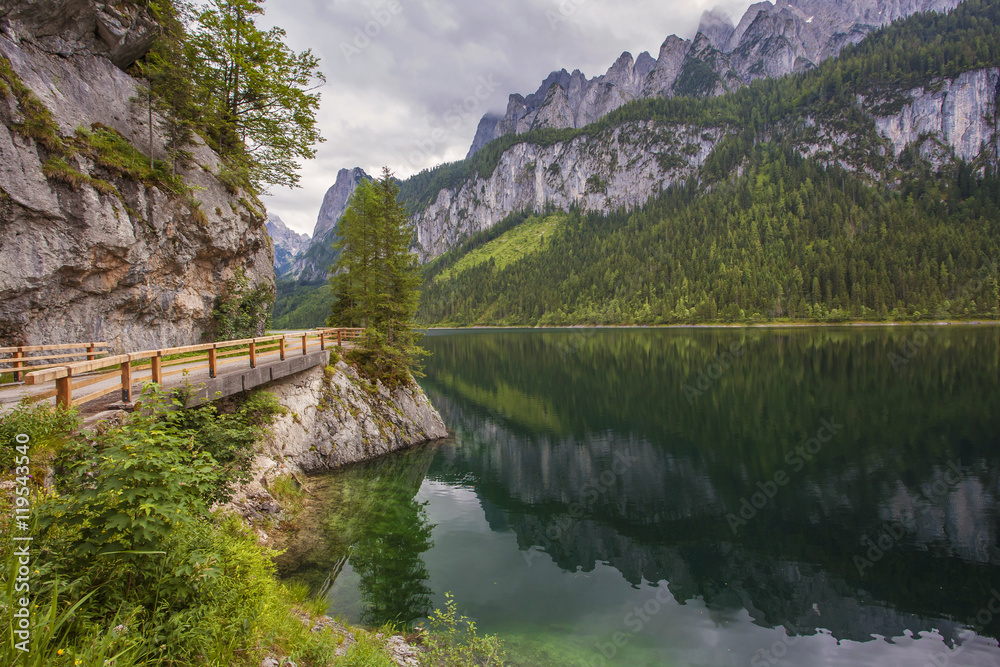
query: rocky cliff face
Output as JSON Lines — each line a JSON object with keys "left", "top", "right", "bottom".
{"left": 0, "top": 1, "right": 273, "bottom": 352}
{"left": 869, "top": 68, "right": 1000, "bottom": 163}
{"left": 467, "top": 0, "right": 962, "bottom": 156}
{"left": 288, "top": 167, "right": 370, "bottom": 283}
{"left": 255, "top": 361, "right": 447, "bottom": 474}
{"left": 267, "top": 214, "right": 310, "bottom": 277}
{"left": 414, "top": 66, "right": 999, "bottom": 260}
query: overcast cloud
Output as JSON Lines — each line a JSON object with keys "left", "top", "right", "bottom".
{"left": 259, "top": 0, "right": 756, "bottom": 235}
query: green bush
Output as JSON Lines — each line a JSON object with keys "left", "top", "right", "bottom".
{"left": 211, "top": 268, "right": 276, "bottom": 341}
{"left": 0, "top": 401, "right": 79, "bottom": 470}
{"left": 421, "top": 592, "right": 506, "bottom": 666}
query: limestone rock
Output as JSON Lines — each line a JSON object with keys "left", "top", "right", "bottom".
{"left": 288, "top": 167, "right": 370, "bottom": 283}
{"left": 868, "top": 68, "right": 1000, "bottom": 164}
{"left": 0, "top": 14, "right": 272, "bottom": 351}
{"left": 267, "top": 214, "right": 310, "bottom": 277}
{"left": 261, "top": 362, "right": 448, "bottom": 473}
{"left": 465, "top": 0, "right": 964, "bottom": 158}
{"left": 412, "top": 64, "right": 999, "bottom": 261}
{"left": 0, "top": 0, "right": 158, "bottom": 70}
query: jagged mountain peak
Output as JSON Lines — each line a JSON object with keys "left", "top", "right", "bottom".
{"left": 267, "top": 214, "right": 311, "bottom": 277}
{"left": 465, "top": 0, "right": 964, "bottom": 158}
{"left": 313, "top": 167, "right": 370, "bottom": 239}
{"left": 697, "top": 7, "right": 737, "bottom": 49}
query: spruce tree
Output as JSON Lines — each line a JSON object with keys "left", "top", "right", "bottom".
{"left": 329, "top": 168, "right": 425, "bottom": 385}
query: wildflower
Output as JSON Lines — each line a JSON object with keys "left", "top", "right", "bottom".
{"left": 57, "top": 649, "right": 64, "bottom": 655}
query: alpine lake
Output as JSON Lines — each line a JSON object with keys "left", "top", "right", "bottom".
{"left": 277, "top": 327, "right": 1000, "bottom": 667}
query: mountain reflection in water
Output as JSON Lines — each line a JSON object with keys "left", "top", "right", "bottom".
{"left": 279, "top": 328, "right": 1000, "bottom": 666}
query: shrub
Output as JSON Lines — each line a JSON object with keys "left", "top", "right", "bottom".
{"left": 421, "top": 592, "right": 506, "bottom": 666}
{"left": 0, "top": 401, "right": 79, "bottom": 470}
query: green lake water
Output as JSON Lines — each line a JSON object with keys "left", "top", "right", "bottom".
{"left": 277, "top": 327, "right": 1000, "bottom": 666}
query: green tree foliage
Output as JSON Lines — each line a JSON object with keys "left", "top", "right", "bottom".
{"left": 419, "top": 147, "right": 1000, "bottom": 326}
{"left": 143, "top": 0, "right": 324, "bottom": 193}
{"left": 329, "top": 168, "right": 425, "bottom": 385}
{"left": 271, "top": 278, "right": 335, "bottom": 329}
{"left": 211, "top": 267, "right": 276, "bottom": 340}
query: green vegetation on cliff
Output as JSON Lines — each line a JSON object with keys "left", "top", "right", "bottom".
{"left": 401, "top": 0, "right": 1000, "bottom": 211}
{"left": 419, "top": 147, "right": 1000, "bottom": 325}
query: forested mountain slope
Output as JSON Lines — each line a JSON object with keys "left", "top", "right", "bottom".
{"left": 406, "top": 0, "right": 1000, "bottom": 262}
{"left": 416, "top": 0, "right": 1000, "bottom": 325}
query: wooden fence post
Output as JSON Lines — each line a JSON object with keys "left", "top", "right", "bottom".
{"left": 13, "top": 347, "right": 22, "bottom": 382}
{"left": 301, "top": 333, "right": 307, "bottom": 356}
{"left": 209, "top": 346, "right": 218, "bottom": 378}
{"left": 86, "top": 344, "right": 96, "bottom": 361}
{"left": 249, "top": 340, "right": 257, "bottom": 369}
{"left": 121, "top": 361, "right": 132, "bottom": 403}
{"left": 320, "top": 331, "right": 326, "bottom": 350}
{"left": 337, "top": 330, "right": 342, "bottom": 347}
{"left": 151, "top": 353, "right": 163, "bottom": 384}
{"left": 56, "top": 372, "right": 71, "bottom": 408}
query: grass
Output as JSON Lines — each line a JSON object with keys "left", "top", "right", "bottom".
{"left": 42, "top": 156, "right": 122, "bottom": 200}
{"left": 434, "top": 213, "right": 566, "bottom": 283}
{"left": 74, "top": 125, "right": 187, "bottom": 195}
{"left": 0, "top": 55, "right": 66, "bottom": 153}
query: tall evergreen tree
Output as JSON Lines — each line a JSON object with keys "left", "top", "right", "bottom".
{"left": 329, "top": 168, "right": 425, "bottom": 385}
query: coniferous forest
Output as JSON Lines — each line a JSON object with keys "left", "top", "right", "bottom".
{"left": 410, "top": 0, "right": 1000, "bottom": 326}
{"left": 418, "top": 149, "right": 1000, "bottom": 325}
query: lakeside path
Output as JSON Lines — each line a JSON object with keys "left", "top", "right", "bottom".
{"left": 0, "top": 330, "right": 343, "bottom": 423}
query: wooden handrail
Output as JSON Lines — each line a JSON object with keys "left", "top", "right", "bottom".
{"left": 0, "top": 342, "right": 108, "bottom": 354}
{"left": 21, "top": 329, "right": 360, "bottom": 408}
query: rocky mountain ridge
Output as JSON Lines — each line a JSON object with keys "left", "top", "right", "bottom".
{"left": 283, "top": 166, "right": 370, "bottom": 282}
{"left": 414, "top": 64, "right": 999, "bottom": 260}
{"left": 267, "top": 214, "right": 310, "bottom": 276}
{"left": 0, "top": 0, "right": 273, "bottom": 351}
{"left": 466, "top": 0, "right": 962, "bottom": 157}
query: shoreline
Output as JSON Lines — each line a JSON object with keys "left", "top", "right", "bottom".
{"left": 421, "top": 320, "right": 1000, "bottom": 331}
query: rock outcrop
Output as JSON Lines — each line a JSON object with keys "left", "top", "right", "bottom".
{"left": 0, "top": 0, "right": 273, "bottom": 352}
{"left": 869, "top": 68, "right": 1000, "bottom": 163}
{"left": 466, "top": 0, "right": 963, "bottom": 156}
{"left": 416, "top": 122, "right": 721, "bottom": 259}
{"left": 413, "top": 66, "right": 1000, "bottom": 260}
{"left": 267, "top": 214, "right": 310, "bottom": 277}
{"left": 256, "top": 361, "right": 448, "bottom": 473}
{"left": 288, "top": 167, "right": 370, "bottom": 283}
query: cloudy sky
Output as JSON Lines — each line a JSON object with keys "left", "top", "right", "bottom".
{"left": 259, "top": 0, "right": 756, "bottom": 236}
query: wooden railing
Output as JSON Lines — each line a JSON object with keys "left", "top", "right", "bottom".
{"left": 1, "top": 343, "right": 108, "bottom": 383}
{"left": 23, "top": 329, "right": 363, "bottom": 409}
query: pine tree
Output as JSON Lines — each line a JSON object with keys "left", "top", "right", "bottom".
{"left": 329, "top": 168, "right": 425, "bottom": 385}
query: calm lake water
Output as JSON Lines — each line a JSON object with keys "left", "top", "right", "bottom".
{"left": 277, "top": 327, "right": 1000, "bottom": 667}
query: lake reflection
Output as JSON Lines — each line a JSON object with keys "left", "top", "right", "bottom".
{"left": 278, "top": 327, "right": 1000, "bottom": 666}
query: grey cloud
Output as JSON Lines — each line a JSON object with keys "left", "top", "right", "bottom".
{"left": 260, "top": 0, "right": 755, "bottom": 235}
